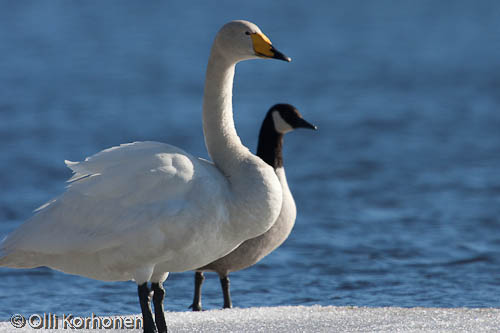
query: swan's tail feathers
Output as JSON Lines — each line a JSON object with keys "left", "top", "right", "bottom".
{"left": 0, "top": 248, "right": 14, "bottom": 267}
{"left": 0, "top": 241, "right": 14, "bottom": 267}
{"left": 0, "top": 236, "right": 8, "bottom": 266}
{"left": 0, "top": 249, "right": 37, "bottom": 269}
{"left": 0, "top": 236, "right": 31, "bottom": 268}
{"left": 0, "top": 254, "right": 9, "bottom": 267}
{"left": 0, "top": 246, "right": 5, "bottom": 266}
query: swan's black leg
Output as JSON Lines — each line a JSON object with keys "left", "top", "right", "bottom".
{"left": 189, "top": 271, "right": 205, "bottom": 311}
{"left": 220, "top": 275, "right": 232, "bottom": 309}
{"left": 151, "top": 282, "right": 167, "bottom": 333}
{"left": 138, "top": 283, "right": 157, "bottom": 333}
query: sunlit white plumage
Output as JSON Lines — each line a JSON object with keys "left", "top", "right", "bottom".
{"left": 2, "top": 141, "right": 234, "bottom": 281}
{"left": 0, "top": 20, "right": 291, "bottom": 333}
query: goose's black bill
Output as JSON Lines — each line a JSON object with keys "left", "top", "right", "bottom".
{"left": 295, "top": 117, "right": 317, "bottom": 130}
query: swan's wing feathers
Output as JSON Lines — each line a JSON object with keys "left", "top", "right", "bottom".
{"left": 66, "top": 142, "right": 195, "bottom": 201}
{"left": 2, "top": 142, "right": 227, "bottom": 259}
{"left": 64, "top": 160, "right": 91, "bottom": 183}
{"left": 65, "top": 142, "right": 171, "bottom": 183}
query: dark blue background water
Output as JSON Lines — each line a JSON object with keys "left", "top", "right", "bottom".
{"left": 1, "top": 0, "right": 499, "bottom": 319}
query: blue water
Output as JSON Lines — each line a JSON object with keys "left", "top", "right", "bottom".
{"left": 1, "top": 0, "right": 500, "bottom": 320}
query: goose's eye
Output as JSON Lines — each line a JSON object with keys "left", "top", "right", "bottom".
{"left": 245, "top": 31, "right": 251, "bottom": 35}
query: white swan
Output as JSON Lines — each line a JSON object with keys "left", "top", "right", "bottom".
{"left": 0, "top": 20, "right": 291, "bottom": 333}
{"left": 189, "top": 104, "right": 316, "bottom": 311}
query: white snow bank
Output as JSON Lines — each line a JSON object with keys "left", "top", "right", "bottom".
{"left": 1, "top": 305, "right": 499, "bottom": 332}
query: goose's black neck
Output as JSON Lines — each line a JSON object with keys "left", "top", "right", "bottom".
{"left": 256, "top": 114, "right": 284, "bottom": 169}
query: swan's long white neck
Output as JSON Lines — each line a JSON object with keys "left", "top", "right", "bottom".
{"left": 201, "top": 44, "right": 282, "bottom": 241}
{"left": 202, "top": 47, "right": 248, "bottom": 172}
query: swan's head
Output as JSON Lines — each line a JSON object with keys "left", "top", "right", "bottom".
{"left": 215, "top": 20, "right": 291, "bottom": 63}
{"left": 269, "top": 104, "right": 317, "bottom": 134}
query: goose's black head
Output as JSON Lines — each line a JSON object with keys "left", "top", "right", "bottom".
{"left": 269, "top": 103, "right": 317, "bottom": 133}
{"left": 257, "top": 104, "right": 316, "bottom": 169}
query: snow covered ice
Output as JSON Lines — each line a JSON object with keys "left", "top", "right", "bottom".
{"left": 2, "top": 305, "right": 499, "bottom": 332}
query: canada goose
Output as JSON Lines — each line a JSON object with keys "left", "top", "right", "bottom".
{"left": 190, "top": 103, "right": 316, "bottom": 311}
{"left": 0, "top": 20, "right": 290, "bottom": 333}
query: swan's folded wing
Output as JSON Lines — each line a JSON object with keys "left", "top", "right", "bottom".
{"left": 1, "top": 141, "right": 229, "bottom": 260}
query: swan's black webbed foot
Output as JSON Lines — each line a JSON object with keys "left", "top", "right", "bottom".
{"left": 151, "top": 282, "right": 167, "bottom": 333}
{"left": 138, "top": 283, "right": 157, "bottom": 333}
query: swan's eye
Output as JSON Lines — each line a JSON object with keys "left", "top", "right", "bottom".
{"left": 245, "top": 31, "right": 251, "bottom": 35}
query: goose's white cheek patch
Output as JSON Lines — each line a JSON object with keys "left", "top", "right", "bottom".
{"left": 272, "top": 111, "right": 294, "bottom": 134}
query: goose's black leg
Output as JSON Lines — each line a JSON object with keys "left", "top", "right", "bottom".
{"left": 138, "top": 283, "right": 157, "bottom": 333}
{"left": 151, "top": 282, "right": 167, "bottom": 333}
{"left": 189, "top": 271, "right": 205, "bottom": 311}
{"left": 220, "top": 275, "right": 232, "bottom": 309}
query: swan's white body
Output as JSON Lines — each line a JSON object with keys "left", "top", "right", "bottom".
{"left": 198, "top": 166, "right": 296, "bottom": 275}
{"left": 0, "top": 21, "right": 287, "bottom": 288}
{"left": 1, "top": 141, "right": 275, "bottom": 281}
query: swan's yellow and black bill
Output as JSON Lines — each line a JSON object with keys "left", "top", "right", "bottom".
{"left": 251, "top": 33, "right": 291, "bottom": 62}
